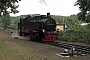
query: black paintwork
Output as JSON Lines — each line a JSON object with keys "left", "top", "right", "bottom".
{"left": 19, "top": 13, "right": 56, "bottom": 31}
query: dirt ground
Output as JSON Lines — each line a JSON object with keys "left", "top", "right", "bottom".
{"left": 0, "top": 31, "right": 90, "bottom": 60}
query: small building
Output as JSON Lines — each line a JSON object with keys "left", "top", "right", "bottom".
{"left": 56, "top": 24, "right": 65, "bottom": 31}
{"left": 81, "top": 23, "right": 88, "bottom": 26}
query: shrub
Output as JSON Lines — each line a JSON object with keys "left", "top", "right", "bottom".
{"left": 59, "top": 25, "right": 90, "bottom": 44}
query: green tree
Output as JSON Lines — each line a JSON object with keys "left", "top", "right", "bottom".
{"left": 11, "top": 17, "right": 20, "bottom": 27}
{"left": 74, "top": 0, "right": 90, "bottom": 22}
{"left": 65, "top": 14, "right": 82, "bottom": 29}
{"left": 85, "top": 13, "right": 90, "bottom": 22}
{"left": 53, "top": 15, "right": 64, "bottom": 23}
{"left": 0, "top": 0, "right": 21, "bottom": 16}
{"left": 2, "top": 13, "right": 11, "bottom": 30}
{"left": 0, "top": 17, "right": 2, "bottom": 25}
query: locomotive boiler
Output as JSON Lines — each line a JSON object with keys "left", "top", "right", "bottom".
{"left": 18, "top": 13, "right": 58, "bottom": 42}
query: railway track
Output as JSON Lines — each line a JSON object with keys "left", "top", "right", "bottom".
{"left": 45, "top": 41, "right": 90, "bottom": 56}
{"left": 0, "top": 29, "right": 90, "bottom": 57}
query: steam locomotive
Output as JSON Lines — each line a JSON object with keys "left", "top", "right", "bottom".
{"left": 18, "top": 13, "right": 58, "bottom": 42}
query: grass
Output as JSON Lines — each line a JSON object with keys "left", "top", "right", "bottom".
{"left": 0, "top": 38, "right": 89, "bottom": 60}
{"left": 0, "top": 32, "right": 52, "bottom": 60}
{"left": 0, "top": 26, "right": 3, "bottom": 29}
{"left": 0, "top": 41, "right": 51, "bottom": 60}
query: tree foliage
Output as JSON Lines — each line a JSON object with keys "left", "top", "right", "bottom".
{"left": 10, "top": 17, "right": 20, "bottom": 27}
{"left": 0, "top": 17, "right": 2, "bottom": 25}
{"left": 74, "top": 0, "right": 90, "bottom": 22}
{"left": 2, "top": 13, "right": 11, "bottom": 30}
{"left": 53, "top": 15, "right": 64, "bottom": 23}
{"left": 65, "top": 15, "right": 81, "bottom": 29}
{"left": 53, "top": 14, "right": 81, "bottom": 29}
{"left": 0, "top": 0, "right": 21, "bottom": 16}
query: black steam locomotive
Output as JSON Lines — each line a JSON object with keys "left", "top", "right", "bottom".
{"left": 18, "top": 13, "right": 58, "bottom": 42}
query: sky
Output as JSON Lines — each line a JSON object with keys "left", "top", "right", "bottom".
{"left": 10, "top": 0, "right": 80, "bottom": 16}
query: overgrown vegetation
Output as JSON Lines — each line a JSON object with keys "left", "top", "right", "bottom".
{"left": 59, "top": 24, "right": 90, "bottom": 44}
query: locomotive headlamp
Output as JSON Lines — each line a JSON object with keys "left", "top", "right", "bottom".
{"left": 42, "top": 29, "right": 45, "bottom": 32}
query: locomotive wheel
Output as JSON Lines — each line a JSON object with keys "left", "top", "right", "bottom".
{"left": 30, "top": 36, "right": 36, "bottom": 41}
{"left": 30, "top": 37, "right": 35, "bottom": 41}
{"left": 35, "top": 32, "right": 42, "bottom": 42}
{"left": 30, "top": 32, "right": 36, "bottom": 41}
{"left": 30, "top": 31, "right": 42, "bottom": 42}
{"left": 30, "top": 32, "right": 42, "bottom": 42}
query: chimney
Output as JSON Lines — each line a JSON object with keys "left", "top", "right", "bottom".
{"left": 47, "top": 13, "right": 50, "bottom": 17}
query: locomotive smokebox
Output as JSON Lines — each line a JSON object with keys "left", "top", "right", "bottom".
{"left": 47, "top": 13, "right": 50, "bottom": 17}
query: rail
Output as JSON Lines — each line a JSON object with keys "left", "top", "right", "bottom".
{"left": 45, "top": 41, "right": 90, "bottom": 56}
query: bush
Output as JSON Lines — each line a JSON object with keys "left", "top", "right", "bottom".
{"left": 59, "top": 25, "right": 90, "bottom": 44}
